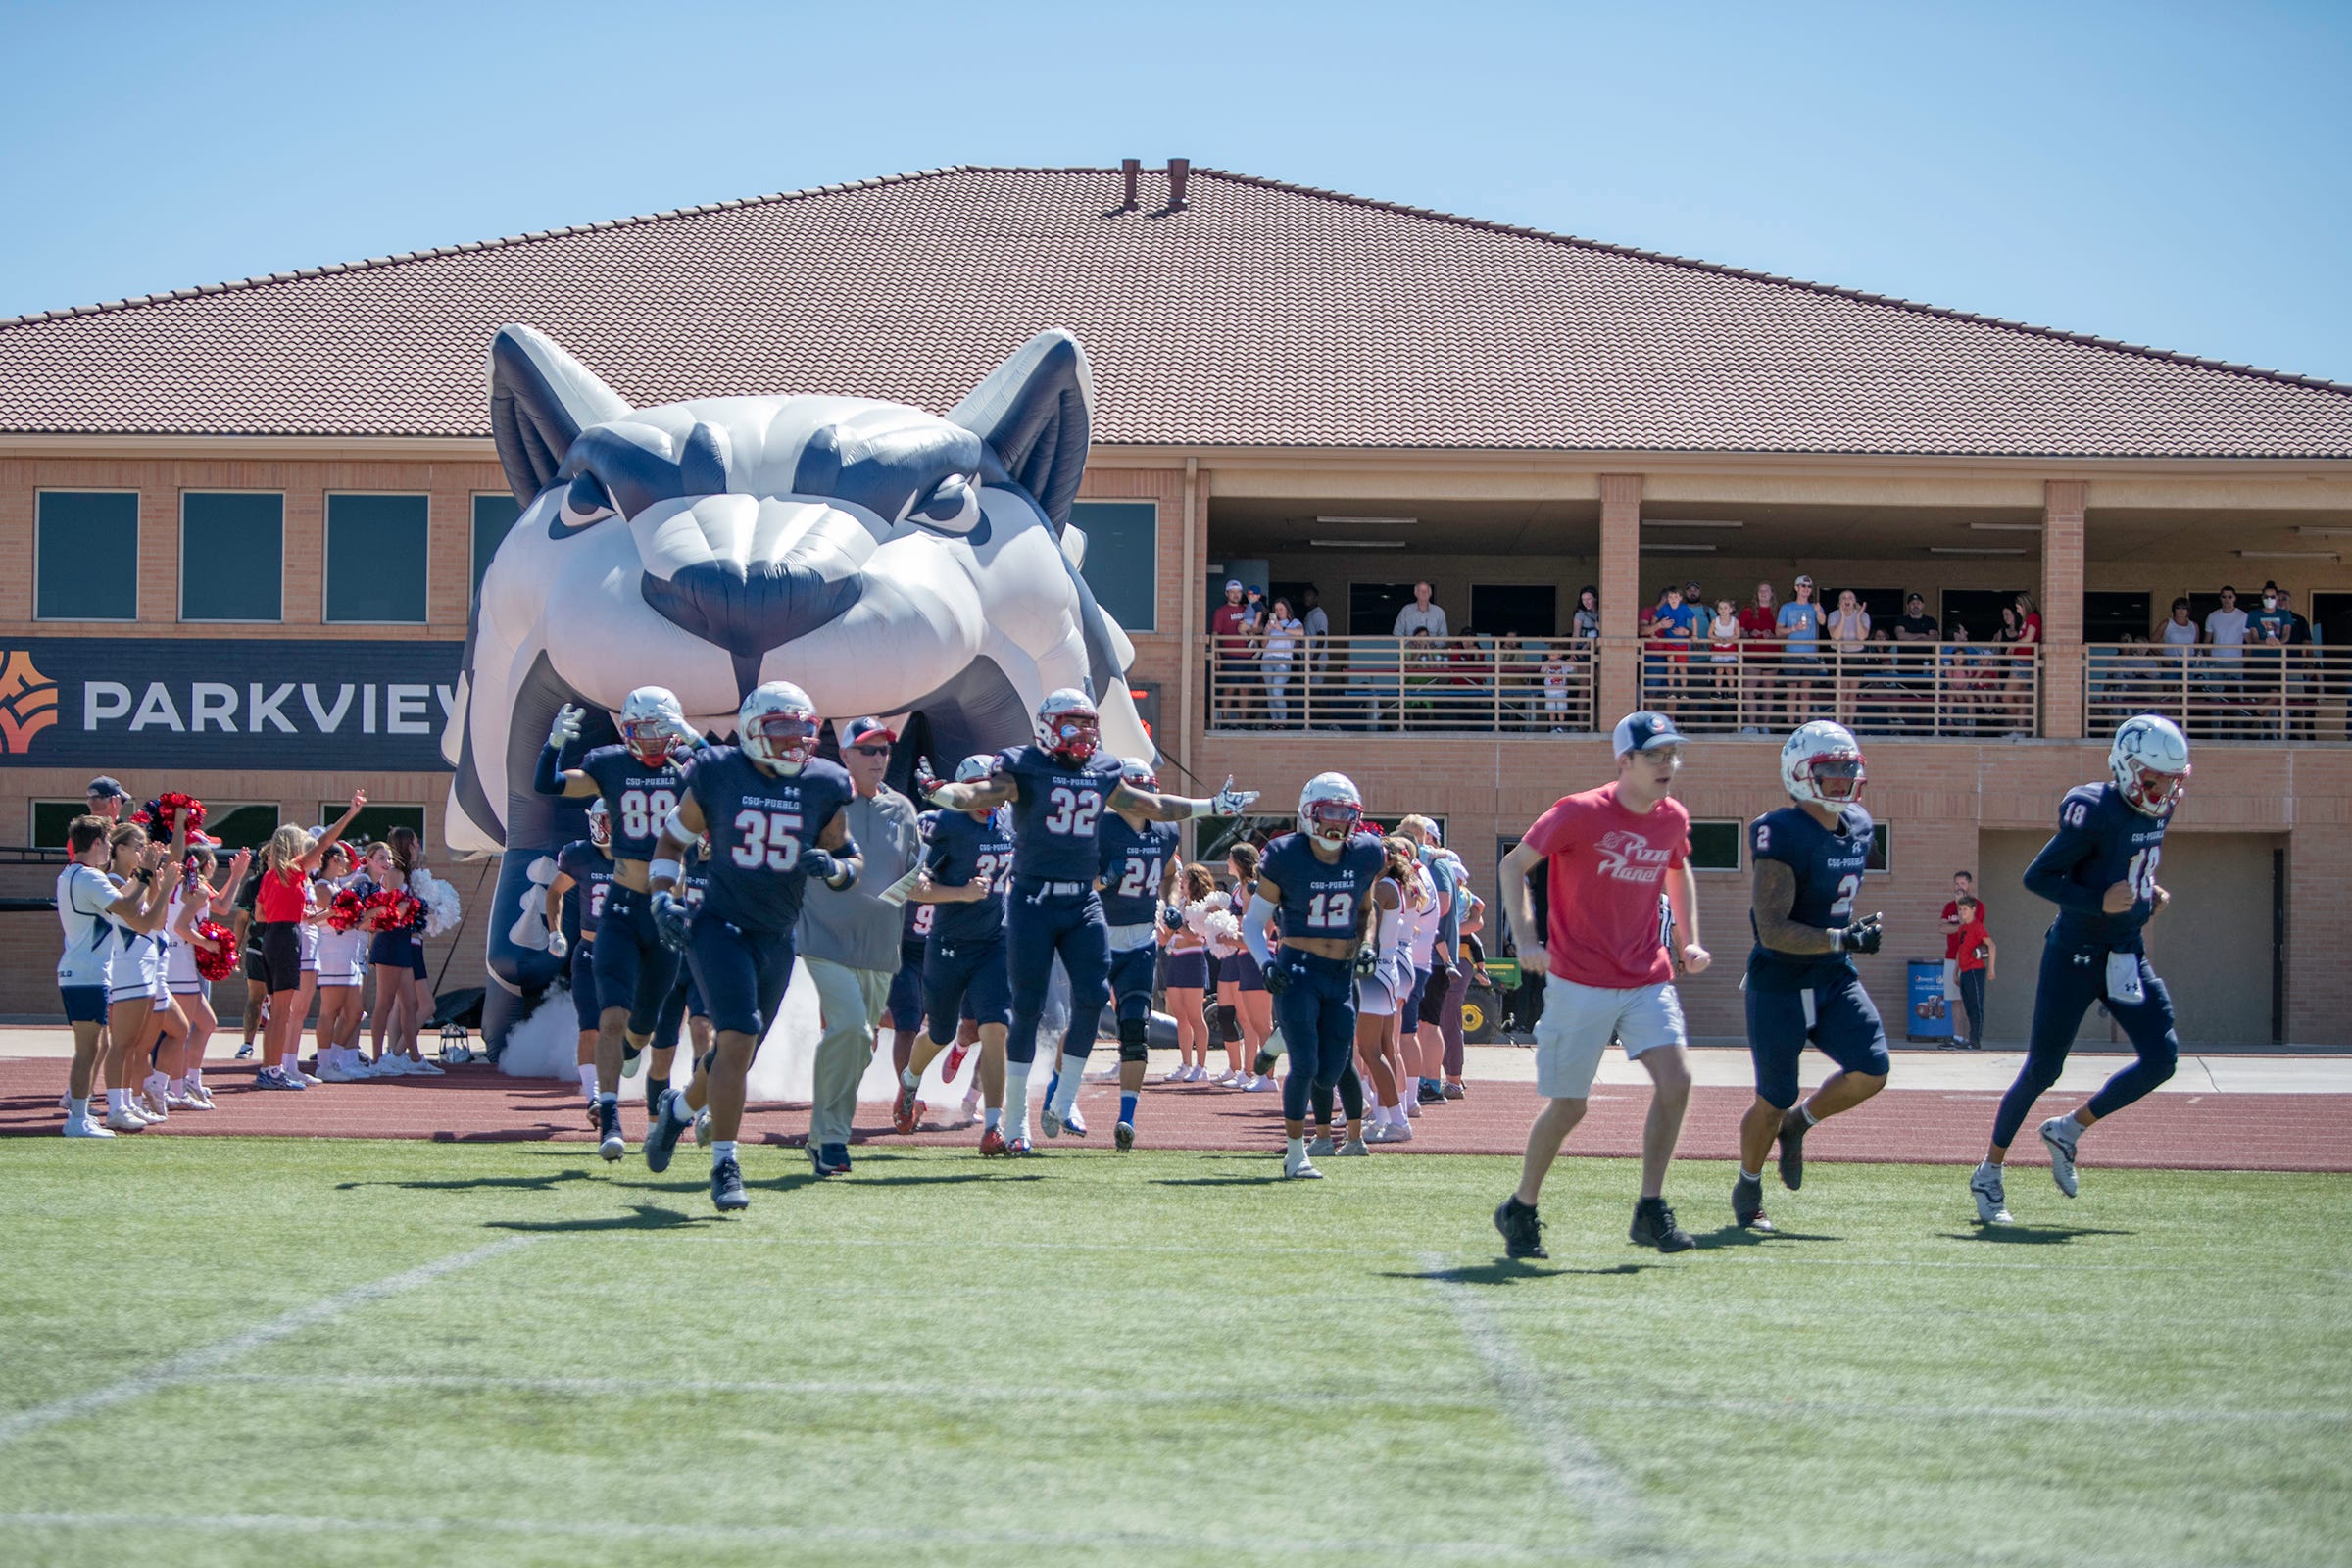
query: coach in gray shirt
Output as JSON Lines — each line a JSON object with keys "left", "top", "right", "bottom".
{"left": 799, "top": 716, "right": 924, "bottom": 1173}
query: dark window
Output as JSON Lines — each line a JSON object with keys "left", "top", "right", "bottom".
{"left": 204, "top": 805, "right": 281, "bottom": 853}
{"left": 2084, "top": 591, "right": 2153, "bottom": 642}
{"left": 36, "top": 493, "right": 139, "bottom": 620}
{"left": 1349, "top": 582, "right": 1417, "bottom": 636}
{"left": 31, "top": 802, "right": 86, "bottom": 850}
{"left": 1688, "top": 820, "right": 1741, "bottom": 872}
{"left": 472, "top": 493, "right": 521, "bottom": 600}
{"left": 1469, "top": 584, "right": 1557, "bottom": 637}
{"left": 330, "top": 803, "right": 428, "bottom": 850}
{"left": 1069, "top": 501, "right": 1156, "bottom": 633}
{"left": 1938, "top": 588, "right": 2032, "bottom": 641}
{"left": 181, "top": 494, "right": 283, "bottom": 621}
{"left": 1867, "top": 822, "right": 1890, "bottom": 873}
{"left": 1846, "top": 587, "right": 1907, "bottom": 627}
{"left": 326, "top": 494, "right": 429, "bottom": 623}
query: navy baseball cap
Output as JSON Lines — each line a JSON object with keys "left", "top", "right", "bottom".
{"left": 1611, "top": 711, "right": 1685, "bottom": 758}
{"left": 843, "top": 716, "right": 898, "bottom": 748}
{"left": 86, "top": 776, "right": 126, "bottom": 800}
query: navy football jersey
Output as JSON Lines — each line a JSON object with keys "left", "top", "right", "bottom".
{"left": 555, "top": 838, "right": 617, "bottom": 949}
{"left": 925, "top": 807, "right": 1015, "bottom": 944}
{"left": 1098, "top": 814, "right": 1180, "bottom": 926}
{"left": 1260, "top": 831, "right": 1387, "bottom": 942}
{"left": 578, "top": 745, "right": 692, "bottom": 861}
{"left": 1745, "top": 804, "right": 1874, "bottom": 992}
{"left": 685, "top": 746, "right": 856, "bottom": 935}
{"left": 2026, "top": 782, "right": 2168, "bottom": 950}
{"left": 993, "top": 745, "right": 1121, "bottom": 883}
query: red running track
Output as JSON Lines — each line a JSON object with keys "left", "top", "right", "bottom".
{"left": 3, "top": 1058, "right": 2346, "bottom": 1172}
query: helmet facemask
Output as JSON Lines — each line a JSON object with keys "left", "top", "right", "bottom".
{"left": 744, "top": 711, "right": 819, "bottom": 774}
{"left": 2120, "top": 759, "right": 2188, "bottom": 816}
{"left": 1303, "top": 799, "right": 1361, "bottom": 848}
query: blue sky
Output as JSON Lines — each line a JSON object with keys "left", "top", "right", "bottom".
{"left": 4, "top": 0, "right": 2346, "bottom": 381}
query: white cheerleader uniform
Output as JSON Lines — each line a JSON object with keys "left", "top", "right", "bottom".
{"left": 314, "top": 875, "right": 368, "bottom": 989}
{"left": 106, "top": 904, "right": 164, "bottom": 1007}
{"left": 165, "top": 886, "right": 206, "bottom": 996}
{"left": 1355, "top": 882, "right": 1415, "bottom": 1016}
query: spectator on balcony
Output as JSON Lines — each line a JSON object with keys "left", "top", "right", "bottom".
{"left": 1393, "top": 581, "right": 1448, "bottom": 640}
{"left": 1494, "top": 630, "right": 1534, "bottom": 728}
{"left": 1541, "top": 640, "right": 1576, "bottom": 732}
{"left": 1643, "top": 584, "right": 1694, "bottom": 708}
{"left": 2275, "top": 587, "right": 2320, "bottom": 740}
{"left": 1706, "top": 598, "right": 1741, "bottom": 725}
{"left": 2205, "top": 584, "right": 2250, "bottom": 736}
{"left": 1571, "top": 585, "right": 1600, "bottom": 643}
{"left": 1997, "top": 596, "right": 2040, "bottom": 738}
{"left": 1210, "top": 579, "right": 1250, "bottom": 726}
{"left": 1738, "top": 581, "right": 1781, "bottom": 734}
{"left": 1827, "top": 589, "right": 1872, "bottom": 722}
{"left": 1777, "top": 575, "right": 1827, "bottom": 723}
{"left": 1946, "top": 617, "right": 1998, "bottom": 736}
{"left": 1400, "top": 627, "right": 1443, "bottom": 728}
{"left": 1259, "top": 596, "right": 1304, "bottom": 726}
{"left": 1893, "top": 592, "right": 1939, "bottom": 690}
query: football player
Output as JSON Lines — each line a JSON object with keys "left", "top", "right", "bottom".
{"left": 1738, "top": 721, "right": 1890, "bottom": 1231}
{"left": 1095, "top": 758, "right": 1183, "bottom": 1151}
{"left": 637, "top": 837, "right": 712, "bottom": 1105}
{"left": 639, "top": 682, "right": 858, "bottom": 1212}
{"left": 918, "top": 689, "right": 1257, "bottom": 1149}
{"left": 893, "top": 756, "right": 1016, "bottom": 1152}
{"left": 542, "top": 801, "right": 617, "bottom": 1121}
{"left": 535, "top": 686, "right": 700, "bottom": 1161}
{"left": 1241, "top": 773, "right": 1389, "bottom": 1179}
{"left": 1972, "top": 715, "right": 2190, "bottom": 1224}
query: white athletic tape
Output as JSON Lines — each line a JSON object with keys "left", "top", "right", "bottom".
{"left": 0, "top": 1235, "right": 538, "bottom": 1445}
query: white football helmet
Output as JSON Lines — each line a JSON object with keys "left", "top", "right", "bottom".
{"left": 1781, "top": 721, "right": 1867, "bottom": 807}
{"left": 739, "top": 681, "right": 820, "bottom": 774}
{"left": 618, "top": 686, "right": 690, "bottom": 763}
{"left": 954, "top": 754, "right": 996, "bottom": 783}
{"left": 1036, "top": 688, "right": 1101, "bottom": 761}
{"left": 1298, "top": 772, "right": 1364, "bottom": 847}
{"left": 585, "top": 800, "right": 611, "bottom": 850}
{"left": 1118, "top": 757, "right": 1159, "bottom": 791}
{"left": 2110, "top": 713, "right": 2190, "bottom": 816}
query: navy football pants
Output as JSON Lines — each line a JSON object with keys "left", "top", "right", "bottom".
{"left": 594, "top": 886, "right": 682, "bottom": 1036}
{"left": 1005, "top": 887, "right": 1110, "bottom": 1066}
{"left": 1992, "top": 938, "right": 2178, "bottom": 1150}
{"left": 1271, "top": 950, "right": 1358, "bottom": 1124}
{"left": 1108, "top": 943, "right": 1157, "bottom": 1024}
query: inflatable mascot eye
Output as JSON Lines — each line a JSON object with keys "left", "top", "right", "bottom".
{"left": 551, "top": 469, "right": 618, "bottom": 538}
{"left": 909, "top": 473, "right": 983, "bottom": 535}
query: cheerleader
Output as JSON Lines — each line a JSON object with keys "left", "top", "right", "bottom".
{"left": 252, "top": 792, "right": 365, "bottom": 1091}
{"left": 362, "top": 836, "right": 431, "bottom": 1073}
{"left": 1214, "top": 843, "right": 1274, "bottom": 1089}
{"left": 101, "top": 821, "right": 183, "bottom": 1130}
{"left": 165, "top": 839, "right": 250, "bottom": 1107}
{"left": 1350, "top": 836, "right": 1420, "bottom": 1144}
{"left": 312, "top": 842, "right": 375, "bottom": 1081}
{"left": 1161, "top": 864, "right": 1218, "bottom": 1081}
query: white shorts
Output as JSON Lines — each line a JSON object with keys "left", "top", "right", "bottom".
{"left": 1356, "top": 974, "right": 1400, "bottom": 1017}
{"left": 1941, "top": 957, "right": 1959, "bottom": 1001}
{"left": 1534, "top": 975, "right": 1687, "bottom": 1100}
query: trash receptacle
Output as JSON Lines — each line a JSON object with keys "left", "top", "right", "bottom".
{"left": 1905, "top": 958, "right": 1954, "bottom": 1044}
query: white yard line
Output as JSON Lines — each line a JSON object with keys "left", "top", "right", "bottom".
{"left": 1418, "top": 1254, "right": 1670, "bottom": 1564}
{"left": 0, "top": 1236, "right": 538, "bottom": 1446}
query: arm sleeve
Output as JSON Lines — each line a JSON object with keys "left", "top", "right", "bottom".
{"left": 2022, "top": 815, "right": 2105, "bottom": 915}
{"left": 533, "top": 743, "right": 568, "bottom": 797}
{"left": 1242, "top": 892, "right": 1278, "bottom": 969}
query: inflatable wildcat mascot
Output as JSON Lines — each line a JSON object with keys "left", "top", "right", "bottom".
{"left": 446, "top": 325, "right": 1150, "bottom": 1050}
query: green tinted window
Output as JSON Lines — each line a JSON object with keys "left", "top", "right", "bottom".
{"left": 1070, "top": 501, "right": 1156, "bottom": 633}
{"left": 1688, "top": 820, "right": 1741, "bottom": 871}
{"left": 330, "top": 804, "right": 428, "bottom": 851}
{"left": 472, "top": 493, "right": 521, "bottom": 600}
{"left": 36, "top": 493, "right": 138, "bottom": 619}
{"left": 326, "top": 494, "right": 429, "bottom": 623}
{"left": 181, "top": 494, "right": 283, "bottom": 621}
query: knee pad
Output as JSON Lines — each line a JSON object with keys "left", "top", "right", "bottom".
{"left": 1117, "top": 1018, "right": 1150, "bottom": 1062}
{"left": 1217, "top": 1004, "right": 1241, "bottom": 1043}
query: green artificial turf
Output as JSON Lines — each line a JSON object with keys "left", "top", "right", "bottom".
{"left": 0, "top": 1139, "right": 2345, "bottom": 1567}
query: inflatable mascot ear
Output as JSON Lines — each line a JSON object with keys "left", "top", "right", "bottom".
{"left": 489, "top": 326, "right": 633, "bottom": 504}
{"left": 948, "top": 329, "right": 1092, "bottom": 527}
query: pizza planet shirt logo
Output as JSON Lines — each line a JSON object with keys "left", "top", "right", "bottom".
{"left": 0, "top": 652, "right": 60, "bottom": 755}
{"left": 1593, "top": 828, "right": 1672, "bottom": 885}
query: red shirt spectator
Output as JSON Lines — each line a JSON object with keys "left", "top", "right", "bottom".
{"left": 1519, "top": 782, "right": 1691, "bottom": 990}
{"left": 1955, "top": 909, "right": 1992, "bottom": 973}
{"left": 1739, "top": 584, "right": 1781, "bottom": 655}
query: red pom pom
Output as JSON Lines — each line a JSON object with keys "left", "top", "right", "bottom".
{"left": 193, "top": 920, "right": 240, "bottom": 982}
{"left": 327, "top": 889, "right": 367, "bottom": 933}
{"left": 136, "top": 792, "right": 209, "bottom": 840}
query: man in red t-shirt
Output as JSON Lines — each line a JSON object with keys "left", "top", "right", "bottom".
{"left": 1208, "top": 580, "right": 1250, "bottom": 723}
{"left": 1939, "top": 870, "right": 1983, "bottom": 1003}
{"left": 1737, "top": 581, "right": 1781, "bottom": 732}
{"left": 1493, "top": 711, "right": 1710, "bottom": 1259}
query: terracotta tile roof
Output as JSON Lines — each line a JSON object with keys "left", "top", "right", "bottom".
{"left": 3, "top": 164, "right": 2348, "bottom": 457}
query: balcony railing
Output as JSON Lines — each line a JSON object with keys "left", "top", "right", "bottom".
{"left": 1644, "top": 641, "right": 2040, "bottom": 739}
{"left": 2085, "top": 642, "right": 2352, "bottom": 744}
{"left": 1206, "top": 635, "right": 1597, "bottom": 733}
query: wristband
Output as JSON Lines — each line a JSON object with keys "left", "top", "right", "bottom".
{"left": 648, "top": 858, "right": 683, "bottom": 888}
{"left": 1184, "top": 797, "right": 1214, "bottom": 819}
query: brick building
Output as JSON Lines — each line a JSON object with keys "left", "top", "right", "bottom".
{"left": 2, "top": 163, "right": 2349, "bottom": 1041}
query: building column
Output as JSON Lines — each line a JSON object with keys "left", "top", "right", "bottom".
{"left": 2040, "top": 479, "right": 2086, "bottom": 740}
{"left": 1178, "top": 459, "right": 1202, "bottom": 791}
{"left": 1597, "top": 472, "right": 1642, "bottom": 722}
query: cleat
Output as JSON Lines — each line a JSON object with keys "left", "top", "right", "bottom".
{"left": 585, "top": 1100, "right": 601, "bottom": 1130}
{"left": 1004, "top": 1133, "right": 1034, "bottom": 1157}
{"left": 1335, "top": 1137, "right": 1370, "bottom": 1156}
{"left": 597, "top": 1102, "right": 625, "bottom": 1162}
{"left": 620, "top": 1045, "right": 644, "bottom": 1079}
{"left": 1283, "top": 1147, "right": 1323, "bottom": 1180}
{"left": 1041, "top": 1104, "right": 1063, "bottom": 1139}
{"left": 643, "top": 1089, "right": 687, "bottom": 1175}
{"left": 1971, "top": 1163, "right": 2012, "bottom": 1225}
{"left": 978, "top": 1126, "right": 1008, "bottom": 1157}
{"left": 710, "top": 1156, "right": 749, "bottom": 1211}
{"left": 942, "top": 1040, "right": 971, "bottom": 1079}
{"left": 1629, "top": 1197, "right": 1695, "bottom": 1253}
{"left": 1307, "top": 1134, "right": 1335, "bottom": 1157}
{"left": 693, "top": 1108, "right": 710, "bottom": 1147}
{"left": 1114, "top": 1120, "right": 1135, "bottom": 1152}
{"left": 891, "top": 1081, "right": 923, "bottom": 1136}
{"left": 1734, "top": 1173, "right": 1775, "bottom": 1232}
{"left": 1776, "top": 1109, "right": 1808, "bottom": 1191}
{"left": 2039, "top": 1116, "right": 2081, "bottom": 1198}
{"left": 1494, "top": 1199, "right": 1546, "bottom": 1259}
{"left": 1063, "top": 1104, "right": 1088, "bottom": 1138}
{"left": 808, "top": 1143, "right": 851, "bottom": 1178}
{"left": 64, "top": 1115, "right": 116, "bottom": 1139}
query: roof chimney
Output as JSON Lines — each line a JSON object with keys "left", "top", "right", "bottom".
{"left": 1119, "top": 158, "right": 1140, "bottom": 211}
{"left": 1166, "top": 158, "right": 1190, "bottom": 210}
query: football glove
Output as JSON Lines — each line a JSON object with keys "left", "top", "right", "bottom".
{"left": 546, "top": 928, "right": 568, "bottom": 961}
{"left": 1263, "top": 961, "right": 1290, "bottom": 996}
{"left": 1354, "top": 943, "right": 1381, "bottom": 978}
{"left": 1160, "top": 905, "right": 1185, "bottom": 932}
{"left": 650, "top": 891, "right": 693, "bottom": 953}
{"left": 547, "top": 704, "right": 585, "bottom": 749}
{"left": 912, "top": 756, "right": 947, "bottom": 805}
{"left": 1211, "top": 776, "right": 1260, "bottom": 815}
{"left": 1837, "top": 911, "right": 1886, "bottom": 956}
{"left": 800, "top": 848, "right": 857, "bottom": 891}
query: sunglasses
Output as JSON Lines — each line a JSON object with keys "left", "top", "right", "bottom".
{"left": 849, "top": 744, "right": 893, "bottom": 758}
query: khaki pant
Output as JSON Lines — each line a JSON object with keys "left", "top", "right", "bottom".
{"left": 807, "top": 956, "right": 895, "bottom": 1151}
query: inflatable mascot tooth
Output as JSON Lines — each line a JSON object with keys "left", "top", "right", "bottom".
{"left": 446, "top": 326, "right": 1150, "bottom": 1050}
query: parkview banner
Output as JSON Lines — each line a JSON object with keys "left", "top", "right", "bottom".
{"left": 0, "top": 639, "right": 464, "bottom": 770}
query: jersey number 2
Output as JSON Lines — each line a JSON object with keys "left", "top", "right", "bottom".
{"left": 731, "top": 808, "right": 804, "bottom": 871}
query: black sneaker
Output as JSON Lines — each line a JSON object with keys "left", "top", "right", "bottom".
{"left": 643, "top": 1088, "right": 687, "bottom": 1174}
{"left": 1629, "top": 1197, "right": 1695, "bottom": 1253}
{"left": 1494, "top": 1198, "right": 1547, "bottom": 1260}
{"left": 710, "top": 1156, "right": 748, "bottom": 1211}
{"left": 808, "top": 1142, "right": 851, "bottom": 1178}
{"left": 1114, "top": 1120, "right": 1135, "bottom": 1152}
{"left": 1776, "top": 1109, "right": 1808, "bottom": 1191}
{"left": 1733, "top": 1173, "right": 1775, "bottom": 1232}
{"left": 597, "top": 1100, "right": 625, "bottom": 1162}
{"left": 1416, "top": 1080, "right": 1446, "bottom": 1106}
